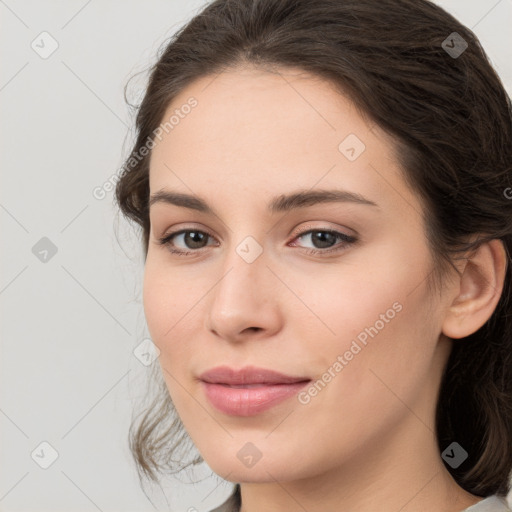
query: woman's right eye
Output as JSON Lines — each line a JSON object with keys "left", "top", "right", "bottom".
{"left": 158, "top": 229, "right": 217, "bottom": 256}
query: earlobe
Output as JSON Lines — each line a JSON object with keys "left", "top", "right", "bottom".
{"left": 442, "top": 239, "right": 508, "bottom": 340}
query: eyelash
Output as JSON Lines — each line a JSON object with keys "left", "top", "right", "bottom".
{"left": 157, "top": 227, "right": 357, "bottom": 257}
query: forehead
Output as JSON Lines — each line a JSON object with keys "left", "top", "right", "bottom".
{"left": 148, "top": 66, "right": 421, "bottom": 218}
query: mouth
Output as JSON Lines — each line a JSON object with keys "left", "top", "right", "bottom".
{"left": 198, "top": 365, "right": 311, "bottom": 416}
{"left": 199, "top": 365, "right": 310, "bottom": 385}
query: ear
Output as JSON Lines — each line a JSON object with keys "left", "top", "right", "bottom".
{"left": 442, "top": 239, "right": 508, "bottom": 339}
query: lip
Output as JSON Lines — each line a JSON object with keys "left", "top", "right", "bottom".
{"left": 198, "top": 365, "right": 311, "bottom": 416}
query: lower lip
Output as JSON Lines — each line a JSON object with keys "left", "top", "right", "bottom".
{"left": 201, "top": 381, "right": 310, "bottom": 416}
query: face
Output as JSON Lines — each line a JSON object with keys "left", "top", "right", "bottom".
{"left": 143, "top": 65, "right": 452, "bottom": 483}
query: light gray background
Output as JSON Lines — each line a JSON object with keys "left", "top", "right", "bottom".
{"left": 1, "top": 1, "right": 511, "bottom": 511}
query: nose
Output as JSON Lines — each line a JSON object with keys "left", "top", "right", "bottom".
{"left": 204, "top": 242, "right": 282, "bottom": 343}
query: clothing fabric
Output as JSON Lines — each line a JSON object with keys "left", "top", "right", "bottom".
{"left": 209, "top": 484, "right": 512, "bottom": 512}
{"left": 464, "top": 496, "right": 512, "bottom": 512}
{"left": 209, "top": 484, "right": 240, "bottom": 512}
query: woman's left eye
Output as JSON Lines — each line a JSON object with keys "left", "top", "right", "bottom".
{"left": 157, "top": 228, "right": 357, "bottom": 257}
{"left": 290, "top": 228, "right": 357, "bottom": 255}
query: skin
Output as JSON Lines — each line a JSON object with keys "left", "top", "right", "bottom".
{"left": 143, "top": 65, "right": 507, "bottom": 512}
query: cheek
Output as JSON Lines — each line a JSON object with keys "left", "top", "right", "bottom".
{"left": 303, "top": 247, "right": 437, "bottom": 397}
{"left": 143, "top": 264, "right": 192, "bottom": 406}
{"left": 142, "top": 255, "right": 206, "bottom": 382}
{"left": 143, "top": 263, "right": 169, "bottom": 346}
{"left": 315, "top": 274, "right": 437, "bottom": 426}
{"left": 143, "top": 258, "right": 185, "bottom": 367}
{"left": 294, "top": 262, "right": 410, "bottom": 357}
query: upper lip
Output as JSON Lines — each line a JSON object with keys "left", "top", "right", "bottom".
{"left": 199, "top": 365, "right": 311, "bottom": 385}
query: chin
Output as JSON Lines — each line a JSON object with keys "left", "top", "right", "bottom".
{"left": 199, "top": 440, "right": 318, "bottom": 483}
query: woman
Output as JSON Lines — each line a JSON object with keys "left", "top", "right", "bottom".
{"left": 116, "top": 0, "right": 512, "bottom": 510}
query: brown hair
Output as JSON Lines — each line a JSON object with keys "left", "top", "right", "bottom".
{"left": 116, "top": 0, "right": 512, "bottom": 497}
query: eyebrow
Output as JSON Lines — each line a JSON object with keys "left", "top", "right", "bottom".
{"left": 149, "top": 188, "right": 379, "bottom": 214}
